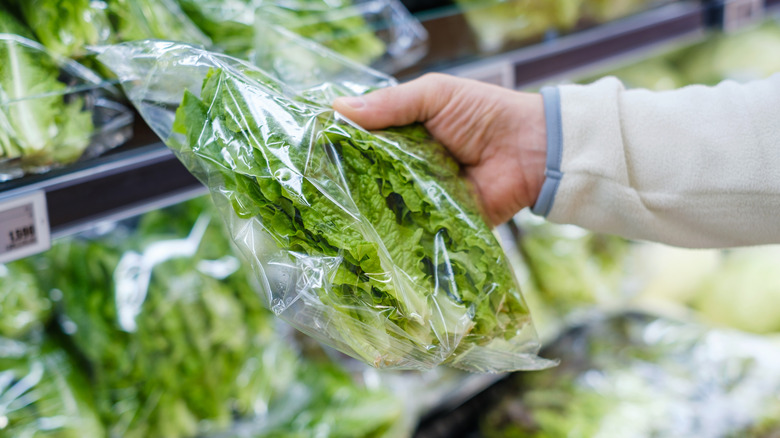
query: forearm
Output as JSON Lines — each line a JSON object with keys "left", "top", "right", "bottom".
{"left": 534, "top": 74, "right": 780, "bottom": 248}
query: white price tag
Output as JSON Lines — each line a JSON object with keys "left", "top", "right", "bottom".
{"left": 0, "top": 191, "right": 50, "bottom": 264}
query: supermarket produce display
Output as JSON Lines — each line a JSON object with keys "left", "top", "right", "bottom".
{"left": 0, "top": 197, "right": 406, "bottom": 437}
{"left": 174, "top": 0, "right": 428, "bottom": 71}
{"left": 0, "top": 10, "right": 132, "bottom": 181}
{"left": 2, "top": 1, "right": 780, "bottom": 436}
{"left": 478, "top": 315, "right": 780, "bottom": 438}
{"left": 508, "top": 211, "right": 630, "bottom": 340}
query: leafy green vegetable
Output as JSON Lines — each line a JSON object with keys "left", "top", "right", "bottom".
{"left": 514, "top": 212, "right": 628, "bottom": 319}
{"left": 691, "top": 246, "right": 780, "bottom": 334}
{"left": 254, "top": 359, "right": 404, "bottom": 438}
{"left": 455, "top": 0, "right": 583, "bottom": 52}
{"left": 0, "top": 260, "right": 51, "bottom": 339}
{"left": 0, "top": 337, "right": 105, "bottom": 438}
{"left": 162, "top": 57, "right": 539, "bottom": 371}
{"left": 480, "top": 315, "right": 780, "bottom": 438}
{"left": 176, "top": 0, "right": 256, "bottom": 56}
{"left": 107, "top": 0, "right": 211, "bottom": 46}
{"left": 16, "top": 0, "right": 113, "bottom": 58}
{"left": 260, "top": 1, "right": 386, "bottom": 66}
{"left": 38, "top": 199, "right": 295, "bottom": 438}
{"left": 178, "top": 0, "right": 386, "bottom": 65}
{"left": 0, "top": 10, "right": 94, "bottom": 171}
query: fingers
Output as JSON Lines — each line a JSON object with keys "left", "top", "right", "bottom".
{"left": 333, "top": 73, "right": 461, "bottom": 130}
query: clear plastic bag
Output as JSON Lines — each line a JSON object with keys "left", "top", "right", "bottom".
{"left": 98, "top": 37, "right": 551, "bottom": 373}
{"left": 455, "top": 0, "right": 584, "bottom": 52}
{"left": 36, "top": 201, "right": 295, "bottom": 438}
{"left": 0, "top": 260, "right": 51, "bottom": 340}
{"left": 177, "top": 0, "right": 428, "bottom": 72}
{"left": 0, "top": 33, "right": 133, "bottom": 181}
{"left": 0, "top": 337, "right": 105, "bottom": 437}
{"left": 20, "top": 197, "right": 407, "bottom": 438}
{"left": 480, "top": 314, "right": 780, "bottom": 437}
{"left": 108, "top": 0, "right": 212, "bottom": 46}
{"left": 15, "top": 0, "right": 114, "bottom": 59}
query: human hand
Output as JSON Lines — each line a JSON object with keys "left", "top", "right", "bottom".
{"left": 333, "top": 73, "right": 547, "bottom": 226}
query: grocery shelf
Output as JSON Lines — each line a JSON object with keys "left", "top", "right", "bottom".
{"left": 0, "top": 2, "right": 707, "bottom": 248}
{"left": 402, "top": 1, "right": 706, "bottom": 88}
{"left": 0, "top": 123, "right": 204, "bottom": 240}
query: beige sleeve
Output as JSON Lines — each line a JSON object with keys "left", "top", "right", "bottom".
{"left": 542, "top": 74, "right": 780, "bottom": 248}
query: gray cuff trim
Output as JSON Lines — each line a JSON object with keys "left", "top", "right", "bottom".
{"left": 532, "top": 86, "right": 564, "bottom": 217}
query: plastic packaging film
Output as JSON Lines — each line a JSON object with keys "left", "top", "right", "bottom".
{"left": 0, "top": 337, "right": 106, "bottom": 437}
{"left": 97, "top": 37, "right": 554, "bottom": 373}
{"left": 177, "top": 0, "right": 428, "bottom": 72}
{"left": 0, "top": 27, "right": 133, "bottom": 181}
{"left": 0, "top": 197, "right": 407, "bottom": 437}
{"left": 480, "top": 314, "right": 780, "bottom": 438}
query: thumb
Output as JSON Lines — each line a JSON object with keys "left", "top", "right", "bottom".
{"left": 333, "top": 73, "right": 459, "bottom": 130}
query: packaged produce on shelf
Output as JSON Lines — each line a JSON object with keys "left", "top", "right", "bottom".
{"left": 107, "top": 0, "right": 211, "bottom": 47}
{"left": 456, "top": 0, "right": 583, "bottom": 52}
{"left": 13, "top": 0, "right": 114, "bottom": 59}
{"left": 506, "top": 210, "right": 630, "bottom": 340}
{"left": 580, "top": 0, "right": 660, "bottom": 23}
{"left": 456, "top": 0, "right": 667, "bottom": 53}
{"left": 35, "top": 201, "right": 292, "bottom": 437}
{"left": 8, "top": 197, "right": 406, "bottom": 438}
{"left": 0, "top": 259, "right": 51, "bottom": 339}
{"left": 0, "top": 337, "right": 105, "bottom": 438}
{"left": 98, "top": 39, "right": 552, "bottom": 373}
{"left": 0, "top": 12, "right": 133, "bottom": 181}
{"left": 583, "top": 18, "right": 780, "bottom": 90}
{"left": 630, "top": 243, "right": 780, "bottom": 335}
{"left": 480, "top": 314, "right": 780, "bottom": 438}
{"left": 177, "top": 0, "right": 427, "bottom": 71}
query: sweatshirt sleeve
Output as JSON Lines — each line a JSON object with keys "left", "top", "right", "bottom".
{"left": 532, "top": 74, "right": 780, "bottom": 249}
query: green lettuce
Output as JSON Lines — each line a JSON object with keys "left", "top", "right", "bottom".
{"left": 480, "top": 315, "right": 780, "bottom": 438}
{"left": 16, "top": 0, "right": 113, "bottom": 58}
{"left": 178, "top": 0, "right": 386, "bottom": 65}
{"left": 167, "top": 62, "right": 536, "bottom": 371}
{"left": 0, "top": 10, "right": 94, "bottom": 170}
{"left": 0, "top": 337, "right": 105, "bottom": 438}
{"left": 0, "top": 260, "right": 51, "bottom": 339}
{"left": 108, "top": 0, "right": 211, "bottom": 46}
{"left": 40, "top": 200, "right": 295, "bottom": 438}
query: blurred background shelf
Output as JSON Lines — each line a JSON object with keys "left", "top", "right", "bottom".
{"left": 0, "top": 121, "right": 203, "bottom": 239}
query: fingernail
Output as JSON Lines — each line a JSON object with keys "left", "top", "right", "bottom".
{"left": 338, "top": 96, "right": 366, "bottom": 109}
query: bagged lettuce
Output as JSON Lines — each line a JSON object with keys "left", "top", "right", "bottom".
{"left": 0, "top": 21, "right": 132, "bottom": 180}
{"left": 0, "top": 337, "right": 105, "bottom": 438}
{"left": 38, "top": 202, "right": 294, "bottom": 438}
{"left": 480, "top": 314, "right": 780, "bottom": 438}
{"left": 177, "top": 0, "right": 427, "bottom": 71}
{"left": 14, "top": 0, "right": 113, "bottom": 59}
{"left": 0, "top": 260, "right": 51, "bottom": 339}
{"left": 98, "top": 40, "right": 550, "bottom": 372}
{"left": 107, "top": 0, "right": 211, "bottom": 46}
